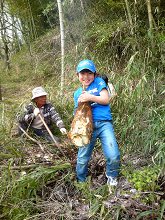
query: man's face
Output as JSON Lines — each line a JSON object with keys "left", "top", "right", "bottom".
{"left": 34, "top": 95, "right": 47, "bottom": 108}
{"left": 78, "top": 71, "right": 95, "bottom": 87}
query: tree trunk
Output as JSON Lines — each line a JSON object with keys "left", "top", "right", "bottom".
{"left": 146, "top": 0, "right": 153, "bottom": 34}
{"left": 124, "top": 0, "right": 134, "bottom": 35}
{"left": 11, "top": 15, "right": 22, "bottom": 52}
{"left": 80, "top": 0, "right": 85, "bottom": 12}
{"left": 27, "top": 0, "right": 37, "bottom": 40}
{"left": 0, "top": 0, "right": 10, "bottom": 70}
{"left": 57, "top": 0, "right": 65, "bottom": 95}
{"left": 0, "top": 83, "right": 2, "bottom": 101}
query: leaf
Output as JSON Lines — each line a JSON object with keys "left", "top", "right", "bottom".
{"left": 160, "top": 200, "right": 165, "bottom": 219}
{"left": 136, "top": 210, "right": 154, "bottom": 220}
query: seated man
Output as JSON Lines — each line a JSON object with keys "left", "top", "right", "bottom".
{"left": 17, "top": 86, "right": 67, "bottom": 143}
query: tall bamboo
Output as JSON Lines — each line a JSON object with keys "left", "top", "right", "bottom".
{"left": 0, "top": 83, "right": 2, "bottom": 101}
{"left": 146, "top": 0, "right": 153, "bottom": 34}
{"left": 124, "top": 0, "right": 134, "bottom": 35}
{"left": 57, "top": 0, "right": 65, "bottom": 95}
{"left": 0, "top": 0, "right": 10, "bottom": 69}
{"left": 80, "top": 0, "right": 84, "bottom": 12}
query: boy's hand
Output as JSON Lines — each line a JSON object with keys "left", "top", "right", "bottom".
{"left": 78, "top": 92, "right": 92, "bottom": 102}
{"left": 33, "top": 108, "right": 40, "bottom": 117}
{"left": 78, "top": 89, "right": 109, "bottom": 105}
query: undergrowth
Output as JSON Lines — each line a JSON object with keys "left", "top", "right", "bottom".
{"left": 0, "top": 17, "right": 164, "bottom": 220}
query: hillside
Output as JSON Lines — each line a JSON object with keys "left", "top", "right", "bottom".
{"left": 0, "top": 0, "right": 165, "bottom": 219}
{"left": 0, "top": 30, "right": 164, "bottom": 219}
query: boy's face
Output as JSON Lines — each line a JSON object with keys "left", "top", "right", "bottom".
{"left": 34, "top": 95, "right": 47, "bottom": 108}
{"left": 78, "top": 71, "right": 95, "bottom": 87}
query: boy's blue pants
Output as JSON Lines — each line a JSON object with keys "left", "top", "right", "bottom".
{"left": 76, "top": 120, "right": 120, "bottom": 182}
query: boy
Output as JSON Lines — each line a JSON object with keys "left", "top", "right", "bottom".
{"left": 17, "top": 86, "right": 67, "bottom": 143}
{"left": 74, "top": 59, "right": 120, "bottom": 186}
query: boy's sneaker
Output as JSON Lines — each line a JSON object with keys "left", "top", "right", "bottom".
{"left": 107, "top": 176, "right": 118, "bottom": 186}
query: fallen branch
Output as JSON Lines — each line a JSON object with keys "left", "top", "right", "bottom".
{"left": 0, "top": 163, "right": 52, "bottom": 170}
{"left": 18, "top": 125, "right": 62, "bottom": 157}
{"left": 0, "top": 162, "right": 71, "bottom": 170}
{"left": 140, "top": 191, "right": 164, "bottom": 196}
{"left": 18, "top": 125, "right": 44, "bottom": 150}
{"left": 130, "top": 199, "right": 155, "bottom": 211}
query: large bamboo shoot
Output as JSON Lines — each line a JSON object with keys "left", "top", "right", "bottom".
{"left": 68, "top": 102, "right": 93, "bottom": 147}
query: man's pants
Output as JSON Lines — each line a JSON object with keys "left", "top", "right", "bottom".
{"left": 18, "top": 122, "right": 60, "bottom": 143}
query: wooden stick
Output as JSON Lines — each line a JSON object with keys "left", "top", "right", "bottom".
{"left": 38, "top": 113, "right": 66, "bottom": 157}
{"left": 18, "top": 125, "right": 43, "bottom": 148}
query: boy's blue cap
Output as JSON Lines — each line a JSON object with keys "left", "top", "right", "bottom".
{"left": 76, "top": 59, "right": 96, "bottom": 73}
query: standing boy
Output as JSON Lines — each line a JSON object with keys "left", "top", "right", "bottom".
{"left": 17, "top": 86, "right": 67, "bottom": 143}
{"left": 74, "top": 59, "right": 120, "bottom": 186}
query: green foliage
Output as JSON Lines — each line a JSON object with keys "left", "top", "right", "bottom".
{"left": 136, "top": 200, "right": 165, "bottom": 220}
{"left": 0, "top": 163, "right": 71, "bottom": 220}
{"left": 74, "top": 180, "right": 115, "bottom": 219}
{"left": 160, "top": 200, "right": 165, "bottom": 219}
{"left": 127, "top": 166, "right": 160, "bottom": 192}
{"left": 0, "top": 0, "right": 165, "bottom": 219}
{"left": 110, "top": 50, "right": 165, "bottom": 171}
{"left": 6, "top": 0, "right": 58, "bottom": 40}
{"left": 154, "top": 142, "right": 165, "bottom": 174}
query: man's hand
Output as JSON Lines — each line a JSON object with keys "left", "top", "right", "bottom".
{"left": 60, "top": 128, "right": 67, "bottom": 135}
{"left": 33, "top": 108, "right": 40, "bottom": 117}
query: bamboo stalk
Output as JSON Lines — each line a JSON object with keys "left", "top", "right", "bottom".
{"left": 146, "top": 0, "right": 153, "bottom": 33}
{"left": 57, "top": 0, "right": 65, "bottom": 95}
{"left": 124, "top": 0, "right": 134, "bottom": 35}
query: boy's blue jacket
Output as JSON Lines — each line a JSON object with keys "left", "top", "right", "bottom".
{"left": 74, "top": 77, "right": 112, "bottom": 122}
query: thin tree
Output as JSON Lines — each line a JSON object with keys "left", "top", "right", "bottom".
{"left": 80, "top": 0, "right": 84, "bottom": 12}
{"left": 57, "top": 0, "right": 65, "bottom": 95}
{"left": 0, "top": 0, "right": 10, "bottom": 69}
{"left": 11, "top": 15, "right": 22, "bottom": 52}
{"left": 146, "top": 0, "right": 154, "bottom": 50}
{"left": 124, "top": 0, "right": 134, "bottom": 35}
{"left": 0, "top": 82, "right": 2, "bottom": 101}
{"left": 146, "top": 0, "right": 153, "bottom": 35}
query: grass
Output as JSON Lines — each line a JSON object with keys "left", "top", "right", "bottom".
{"left": 0, "top": 28, "right": 164, "bottom": 219}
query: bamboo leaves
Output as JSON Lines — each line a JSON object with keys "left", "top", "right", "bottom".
{"left": 0, "top": 162, "right": 71, "bottom": 219}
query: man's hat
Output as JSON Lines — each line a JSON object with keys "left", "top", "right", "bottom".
{"left": 31, "top": 87, "right": 47, "bottom": 100}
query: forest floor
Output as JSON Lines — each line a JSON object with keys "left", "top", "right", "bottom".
{"left": 1, "top": 79, "right": 164, "bottom": 219}
{"left": 3, "top": 132, "right": 164, "bottom": 220}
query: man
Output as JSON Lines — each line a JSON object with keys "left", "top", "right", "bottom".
{"left": 17, "top": 86, "right": 67, "bottom": 143}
